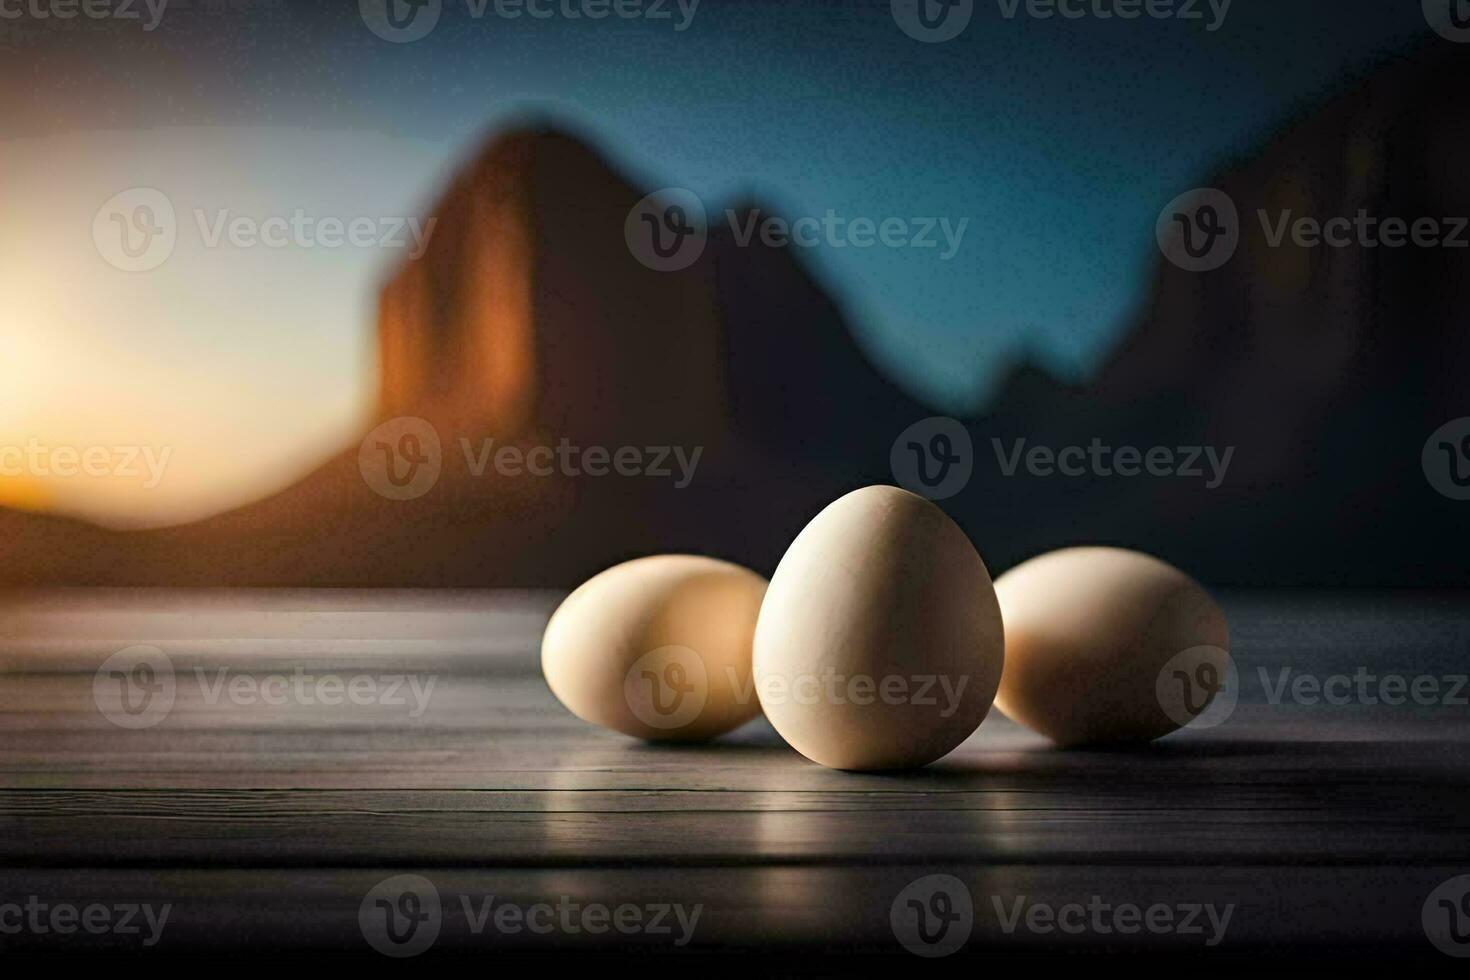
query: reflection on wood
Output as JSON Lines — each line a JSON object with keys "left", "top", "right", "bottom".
{"left": 1, "top": 590, "right": 1467, "bottom": 960}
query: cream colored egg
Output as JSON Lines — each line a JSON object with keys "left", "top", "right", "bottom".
{"left": 994, "top": 547, "right": 1230, "bottom": 746}
{"left": 753, "top": 486, "right": 1005, "bottom": 770}
{"left": 541, "top": 555, "right": 767, "bottom": 741}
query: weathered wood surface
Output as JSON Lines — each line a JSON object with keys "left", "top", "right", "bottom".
{"left": 1, "top": 590, "right": 1467, "bottom": 962}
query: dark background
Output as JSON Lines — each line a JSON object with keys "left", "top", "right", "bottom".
{"left": 2, "top": 0, "right": 1467, "bottom": 588}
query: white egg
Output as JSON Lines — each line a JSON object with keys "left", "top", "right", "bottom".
{"left": 994, "top": 546, "right": 1230, "bottom": 745}
{"left": 753, "top": 486, "right": 1005, "bottom": 770}
{"left": 541, "top": 554, "right": 767, "bottom": 741}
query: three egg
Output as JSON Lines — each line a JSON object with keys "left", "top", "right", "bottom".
{"left": 753, "top": 486, "right": 1004, "bottom": 770}
{"left": 541, "top": 486, "right": 1229, "bottom": 769}
{"left": 541, "top": 554, "right": 768, "bottom": 741}
{"left": 994, "top": 546, "right": 1230, "bottom": 746}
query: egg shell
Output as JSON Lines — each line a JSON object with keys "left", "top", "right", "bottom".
{"left": 753, "top": 485, "right": 1005, "bottom": 770}
{"left": 541, "top": 555, "right": 767, "bottom": 741}
{"left": 994, "top": 546, "right": 1229, "bottom": 746}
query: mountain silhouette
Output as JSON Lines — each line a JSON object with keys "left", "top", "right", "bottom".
{"left": 3, "top": 40, "right": 1468, "bottom": 587}
{"left": 0, "top": 127, "right": 922, "bottom": 587}
{"left": 971, "top": 38, "right": 1470, "bottom": 584}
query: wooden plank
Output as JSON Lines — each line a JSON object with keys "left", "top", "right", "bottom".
{"left": 0, "top": 865, "right": 1460, "bottom": 961}
{"left": 1, "top": 589, "right": 1468, "bottom": 960}
{"left": 4, "top": 792, "right": 1467, "bottom": 867}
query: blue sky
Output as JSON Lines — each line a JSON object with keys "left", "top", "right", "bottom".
{"left": 327, "top": 0, "right": 1434, "bottom": 405}
{"left": 0, "top": 0, "right": 1442, "bottom": 523}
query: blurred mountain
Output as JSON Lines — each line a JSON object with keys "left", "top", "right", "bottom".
{"left": 0, "top": 129, "right": 921, "bottom": 586}
{"left": 3, "top": 40, "right": 1467, "bottom": 587}
{"left": 974, "top": 39, "right": 1470, "bottom": 584}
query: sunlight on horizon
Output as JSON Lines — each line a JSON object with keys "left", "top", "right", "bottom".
{"left": 0, "top": 126, "right": 449, "bottom": 528}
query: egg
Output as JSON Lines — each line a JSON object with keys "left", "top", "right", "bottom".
{"left": 753, "top": 485, "right": 1005, "bottom": 770}
{"left": 993, "top": 547, "right": 1230, "bottom": 746}
{"left": 541, "top": 554, "right": 767, "bottom": 741}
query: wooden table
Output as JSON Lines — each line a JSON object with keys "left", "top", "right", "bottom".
{"left": 2, "top": 590, "right": 1468, "bottom": 965}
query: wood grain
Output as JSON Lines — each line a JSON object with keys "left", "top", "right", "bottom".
{"left": 1, "top": 590, "right": 1468, "bottom": 961}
